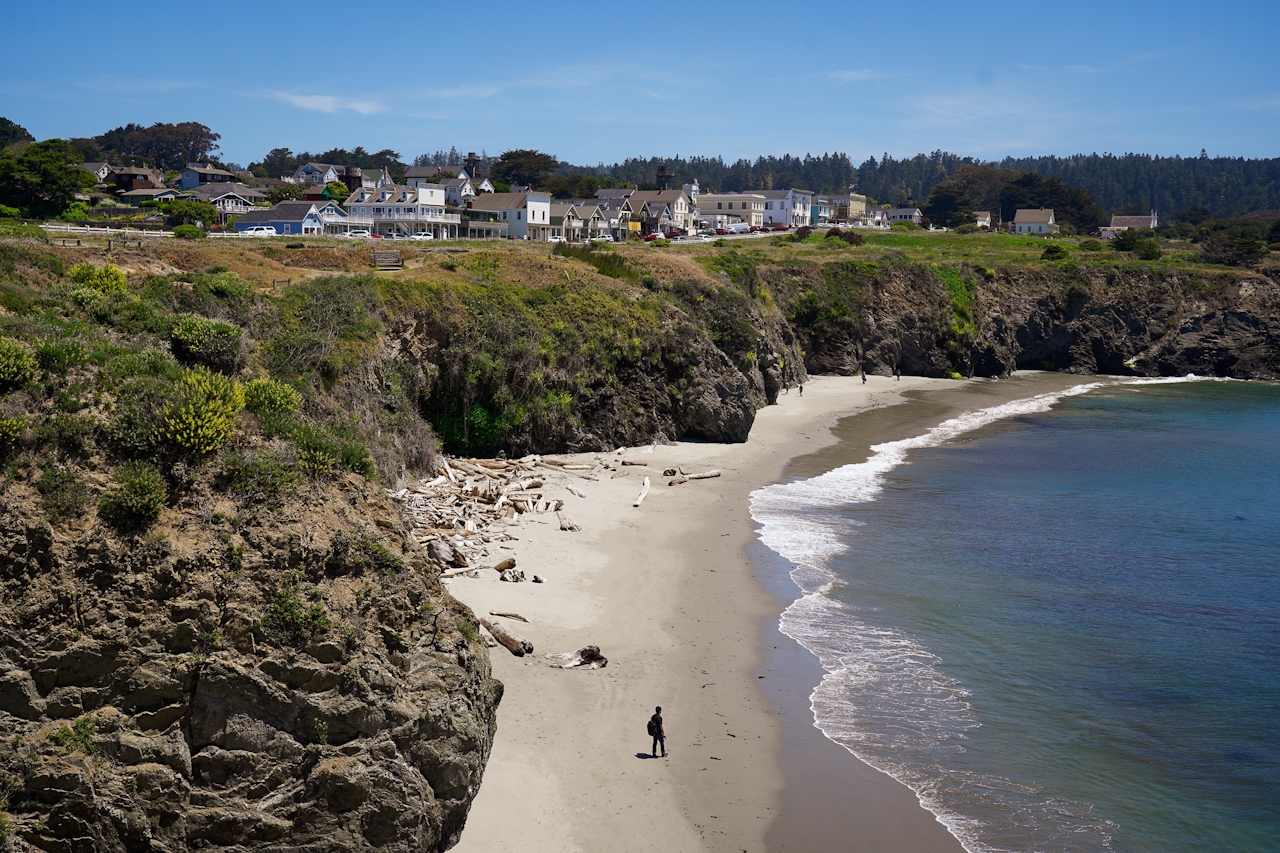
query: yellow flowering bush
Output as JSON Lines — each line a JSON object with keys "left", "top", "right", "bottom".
{"left": 68, "top": 262, "right": 129, "bottom": 294}
{"left": 165, "top": 367, "right": 245, "bottom": 454}
{"left": 0, "top": 337, "right": 37, "bottom": 392}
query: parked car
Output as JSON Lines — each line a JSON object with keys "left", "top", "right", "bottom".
{"left": 406, "top": 232, "right": 434, "bottom": 241}
{"left": 663, "top": 230, "right": 681, "bottom": 239}
{"left": 766, "top": 223, "right": 789, "bottom": 232}
{"left": 345, "top": 230, "right": 371, "bottom": 239}
{"left": 548, "top": 235, "right": 566, "bottom": 243}
{"left": 749, "top": 225, "right": 763, "bottom": 232}
{"left": 588, "top": 235, "right": 614, "bottom": 242}
{"left": 643, "top": 233, "right": 661, "bottom": 242}
{"left": 697, "top": 228, "right": 715, "bottom": 237}
{"left": 241, "top": 225, "right": 277, "bottom": 238}
{"left": 713, "top": 228, "right": 728, "bottom": 235}
{"left": 370, "top": 233, "right": 384, "bottom": 239}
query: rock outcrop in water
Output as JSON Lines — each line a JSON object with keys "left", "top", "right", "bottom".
{"left": 0, "top": 475, "right": 499, "bottom": 852}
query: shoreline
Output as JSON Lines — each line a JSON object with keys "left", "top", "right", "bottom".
{"left": 446, "top": 374, "right": 1085, "bottom": 852}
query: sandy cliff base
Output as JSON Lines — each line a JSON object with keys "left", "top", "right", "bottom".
{"left": 448, "top": 375, "right": 970, "bottom": 853}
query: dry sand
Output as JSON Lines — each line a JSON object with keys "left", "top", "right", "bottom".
{"left": 448, "top": 374, "right": 969, "bottom": 853}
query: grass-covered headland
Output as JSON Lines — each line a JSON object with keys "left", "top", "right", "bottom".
{"left": 2, "top": 228, "right": 1277, "bottom": 533}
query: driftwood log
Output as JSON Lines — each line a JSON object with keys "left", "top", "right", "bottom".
{"left": 489, "top": 611, "right": 529, "bottom": 623}
{"left": 668, "top": 469, "right": 721, "bottom": 486}
{"left": 621, "top": 460, "right": 647, "bottom": 467}
{"left": 481, "top": 618, "right": 533, "bottom": 656}
{"left": 611, "top": 470, "right": 630, "bottom": 479}
{"left": 557, "top": 512, "right": 581, "bottom": 532}
{"left": 544, "top": 646, "right": 608, "bottom": 669}
{"left": 567, "top": 485, "right": 586, "bottom": 498}
{"left": 633, "top": 476, "right": 651, "bottom": 508}
{"left": 493, "top": 557, "right": 516, "bottom": 572}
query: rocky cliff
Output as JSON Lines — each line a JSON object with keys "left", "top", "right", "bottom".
{"left": 0, "top": 475, "right": 499, "bottom": 853}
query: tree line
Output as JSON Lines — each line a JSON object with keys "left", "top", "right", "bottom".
{"left": 856, "top": 150, "right": 1280, "bottom": 218}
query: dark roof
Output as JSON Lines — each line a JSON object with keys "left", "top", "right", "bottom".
{"left": 595, "top": 188, "right": 634, "bottom": 199}
{"left": 1110, "top": 215, "right": 1156, "bottom": 229}
{"left": 191, "top": 182, "right": 266, "bottom": 201}
{"left": 405, "top": 165, "right": 466, "bottom": 179}
{"left": 1014, "top": 208, "right": 1055, "bottom": 224}
{"left": 236, "top": 202, "right": 317, "bottom": 223}
{"left": 184, "top": 163, "right": 237, "bottom": 177}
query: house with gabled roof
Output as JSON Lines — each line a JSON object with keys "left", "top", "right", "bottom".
{"left": 185, "top": 183, "right": 267, "bottom": 221}
{"left": 1012, "top": 208, "right": 1059, "bottom": 234}
{"left": 1100, "top": 211, "right": 1158, "bottom": 238}
{"left": 113, "top": 168, "right": 165, "bottom": 195}
{"left": 343, "top": 183, "right": 459, "bottom": 238}
{"left": 624, "top": 189, "right": 695, "bottom": 234}
{"left": 758, "top": 189, "right": 813, "bottom": 228}
{"left": 179, "top": 163, "right": 238, "bottom": 190}
{"left": 466, "top": 191, "right": 552, "bottom": 240}
{"left": 81, "top": 162, "right": 114, "bottom": 183}
{"left": 233, "top": 201, "right": 325, "bottom": 236}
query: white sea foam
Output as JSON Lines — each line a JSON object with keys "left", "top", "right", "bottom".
{"left": 750, "top": 377, "right": 1209, "bottom": 852}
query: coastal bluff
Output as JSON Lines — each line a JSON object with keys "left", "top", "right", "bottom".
{"left": 0, "top": 474, "right": 499, "bottom": 852}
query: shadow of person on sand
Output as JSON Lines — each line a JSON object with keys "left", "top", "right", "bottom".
{"left": 635, "top": 752, "right": 658, "bottom": 759}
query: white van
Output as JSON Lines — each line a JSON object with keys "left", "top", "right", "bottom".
{"left": 241, "top": 225, "right": 278, "bottom": 237}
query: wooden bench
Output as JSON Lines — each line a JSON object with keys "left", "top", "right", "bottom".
{"left": 371, "top": 249, "right": 403, "bottom": 270}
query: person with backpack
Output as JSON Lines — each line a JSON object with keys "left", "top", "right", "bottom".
{"left": 647, "top": 707, "right": 666, "bottom": 758}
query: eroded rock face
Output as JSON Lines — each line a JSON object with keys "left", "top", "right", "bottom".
{"left": 0, "top": 478, "right": 500, "bottom": 852}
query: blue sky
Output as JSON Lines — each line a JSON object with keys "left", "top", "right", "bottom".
{"left": 3, "top": 1, "right": 1277, "bottom": 167}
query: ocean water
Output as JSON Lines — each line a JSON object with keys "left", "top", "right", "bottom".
{"left": 751, "top": 378, "right": 1280, "bottom": 853}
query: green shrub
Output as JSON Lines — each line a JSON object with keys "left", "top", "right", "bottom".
{"left": 244, "top": 377, "right": 303, "bottom": 417}
{"left": 1041, "top": 244, "right": 1070, "bottom": 261}
{"left": 438, "top": 259, "right": 459, "bottom": 271}
{"left": 36, "top": 464, "right": 89, "bottom": 522}
{"left": 99, "top": 462, "right": 166, "bottom": 530}
{"left": 954, "top": 223, "right": 980, "bottom": 234}
{"left": 228, "top": 447, "right": 299, "bottom": 506}
{"left": 101, "top": 376, "right": 176, "bottom": 459}
{"left": 0, "top": 336, "right": 37, "bottom": 392}
{"left": 1200, "top": 235, "right": 1268, "bottom": 267}
{"left": 70, "top": 287, "right": 103, "bottom": 308}
{"left": 165, "top": 367, "right": 244, "bottom": 454}
{"left": 49, "top": 717, "right": 97, "bottom": 754}
{"left": 329, "top": 531, "right": 404, "bottom": 577}
{"left": 1078, "top": 239, "right": 1105, "bottom": 251}
{"left": 172, "top": 224, "right": 206, "bottom": 239}
{"left": 1136, "top": 239, "right": 1163, "bottom": 261}
{"left": 35, "top": 413, "right": 93, "bottom": 456}
{"left": 57, "top": 202, "right": 90, "bottom": 223}
{"left": 169, "top": 314, "right": 244, "bottom": 371}
{"left": 69, "top": 263, "right": 129, "bottom": 294}
{"left": 0, "top": 220, "right": 46, "bottom": 238}
{"left": 264, "top": 570, "right": 330, "bottom": 644}
{"left": 36, "top": 339, "right": 87, "bottom": 373}
{"left": 648, "top": 238, "right": 671, "bottom": 247}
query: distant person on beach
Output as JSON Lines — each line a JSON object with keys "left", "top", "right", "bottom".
{"left": 798, "top": 384, "right": 803, "bottom": 396}
{"left": 862, "top": 371, "right": 867, "bottom": 385}
{"left": 894, "top": 365, "right": 900, "bottom": 381}
{"left": 648, "top": 707, "right": 666, "bottom": 757}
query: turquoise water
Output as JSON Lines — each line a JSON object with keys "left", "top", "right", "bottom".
{"left": 752, "top": 379, "right": 1280, "bottom": 853}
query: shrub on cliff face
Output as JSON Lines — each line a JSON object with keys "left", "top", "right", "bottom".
{"left": 244, "top": 377, "right": 303, "bottom": 417}
{"left": 165, "top": 367, "right": 244, "bottom": 454}
{"left": 99, "top": 461, "right": 167, "bottom": 531}
{"left": 0, "top": 336, "right": 37, "bottom": 392}
{"left": 265, "top": 570, "right": 331, "bottom": 645}
{"left": 0, "top": 415, "right": 25, "bottom": 454}
{"left": 68, "top": 262, "right": 128, "bottom": 294}
{"left": 170, "top": 313, "right": 244, "bottom": 371}
{"left": 36, "top": 464, "right": 89, "bottom": 523}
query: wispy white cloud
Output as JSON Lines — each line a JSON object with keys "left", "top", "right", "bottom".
{"left": 275, "top": 92, "right": 383, "bottom": 114}
{"left": 1231, "top": 94, "right": 1280, "bottom": 112}
{"left": 828, "top": 68, "right": 885, "bottom": 83}
{"left": 80, "top": 76, "right": 195, "bottom": 95}
{"left": 427, "top": 83, "right": 502, "bottom": 99}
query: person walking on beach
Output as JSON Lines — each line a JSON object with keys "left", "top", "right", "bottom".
{"left": 798, "top": 384, "right": 803, "bottom": 396}
{"left": 648, "top": 707, "right": 666, "bottom": 758}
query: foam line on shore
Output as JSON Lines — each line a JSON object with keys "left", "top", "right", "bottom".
{"left": 750, "top": 375, "right": 1208, "bottom": 852}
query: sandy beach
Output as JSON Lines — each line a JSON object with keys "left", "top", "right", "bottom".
{"left": 445, "top": 373, "right": 984, "bottom": 853}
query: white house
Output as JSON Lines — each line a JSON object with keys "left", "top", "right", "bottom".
{"left": 1012, "top": 208, "right": 1060, "bottom": 234}
{"left": 343, "top": 183, "right": 460, "bottom": 238}
{"left": 441, "top": 177, "right": 476, "bottom": 205}
{"left": 80, "top": 162, "right": 114, "bottom": 183}
{"left": 466, "top": 191, "right": 552, "bottom": 240}
{"left": 696, "top": 192, "right": 766, "bottom": 228}
{"left": 886, "top": 207, "right": 924, "bottom": 225}
{"left": 187, "top": 184, "right": 267, "bottom": 221}
{"left": 759, "top": 189, "right": 813, "bottom": 228}
{"left": 291, "top": 163, "right": 374, "bottom": 189}
{"left": 974, "top": 211, "right": 992, "bottom": 230}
